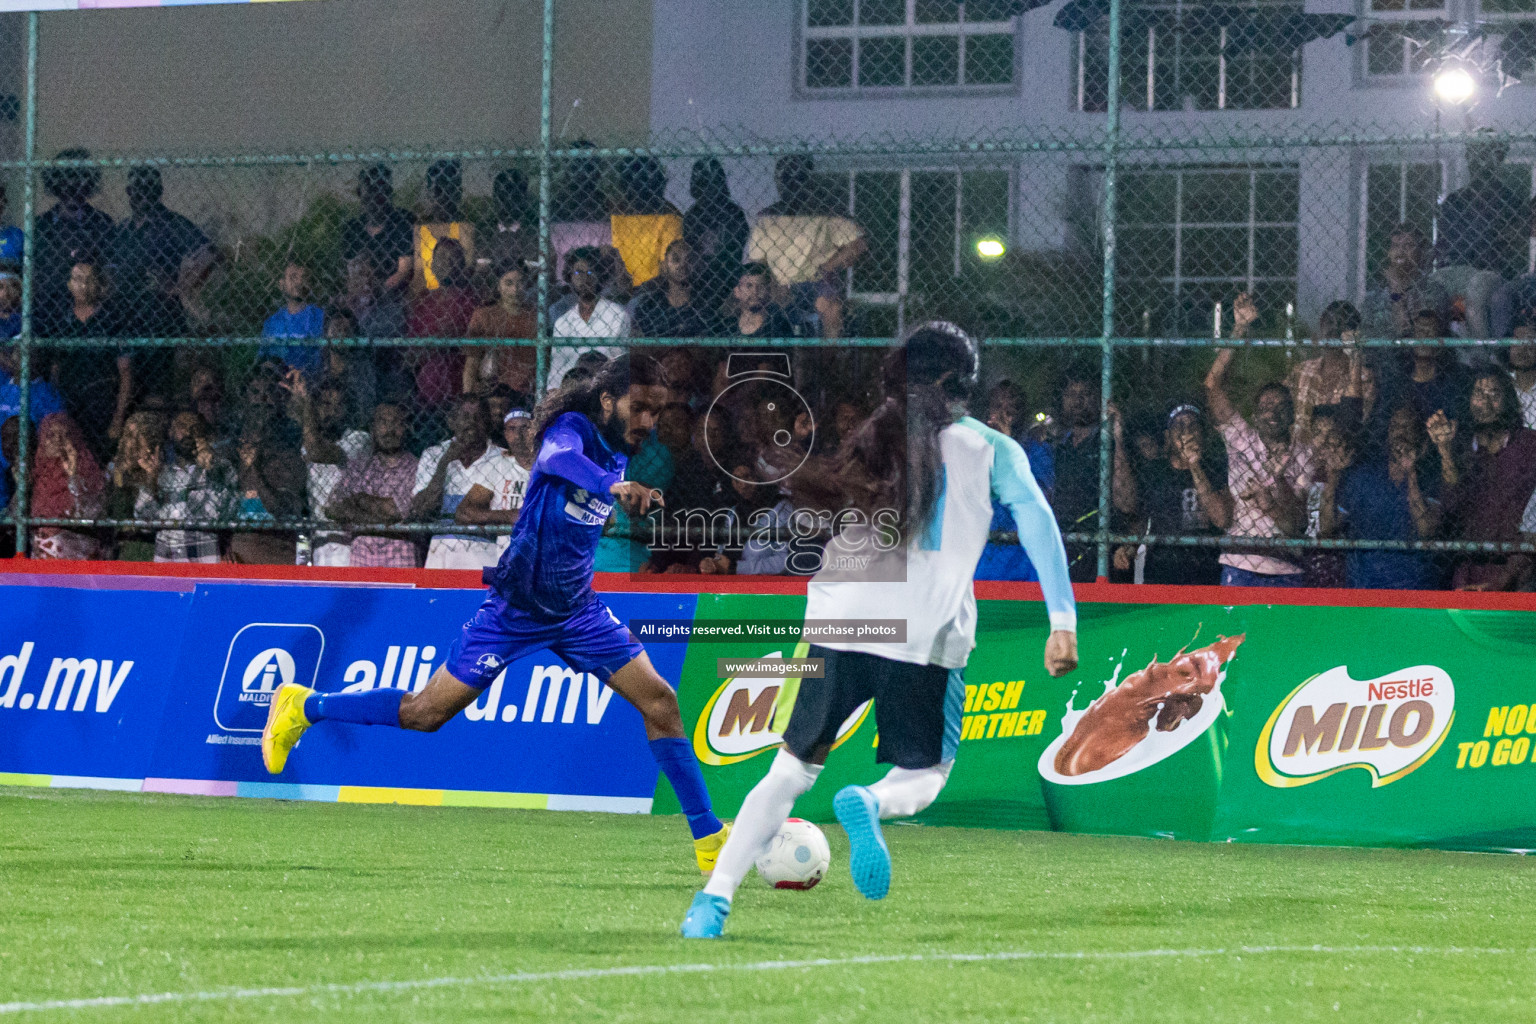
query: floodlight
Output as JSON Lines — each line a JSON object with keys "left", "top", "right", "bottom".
{"left": 1433, "top": 65, "right": 1476, "bottom": 105}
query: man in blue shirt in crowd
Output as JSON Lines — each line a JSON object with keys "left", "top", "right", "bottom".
{"left": 0, "top": 325, "right": 65, "bottom": 516}
{"left": 260, "top": 352, "right": 732, "bottom": 872}
{"left": 1, "top": 339, "right": 65, "bottom": 425}
{"left": 1323, "top": 405, "right": 1442, "bottom": 590}
{"left": 259, "top": 261, "right": 325, "bottom": 375}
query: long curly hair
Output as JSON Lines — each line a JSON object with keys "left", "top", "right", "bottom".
{"left": 532, "top": 351, "right": 663, "bottom": 445}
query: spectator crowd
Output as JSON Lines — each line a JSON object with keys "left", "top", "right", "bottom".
{"left": 3, "top": 142, "right": 1536, "bottom": 592}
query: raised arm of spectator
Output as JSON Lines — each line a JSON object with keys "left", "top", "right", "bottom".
{"left": 1318, "top": 458, "right": 1344, "bottom": 539}
{"left": 1427, "top": 411, "right": 1459, "bottom": 488}
{"left": 1265, "top": 477, "right": 1308, "bottom": 539}
{"left": 238, "top": 439, "right": 303, "bottom": 519}
{"left": 1205, "top": 293, "right": 1254, "bottom": 427}
{"left": 461, "top": 347, "right": 486, "bottom": 396}
{"left": 384, "top": 254, "right": 413, "bottom": 295}
{"left": 106, "top": 443, "right": 156, "bottom": 521}
{"left": 1190, "top": 455, "right": 1232, "bottom": 531}
{"left": 288, "top": 370, "right": 345, "bottom": 466}
{"left": 1204, "top": 348, "right": 1239, "bottom": 427}
{"left": 1403, "top": 452, "right": 1441, "bottom": 540}
{"left": 1343, "top": 344, "right": 1379, "bottom": 425}
{"left": 108, "top": 354, "right": 134, "bottom": 445}
{"left": 1174, "top": 428, "right": 1232, "bottom": 531}
{"left": 187, "top": 444, "right": 240, "bottom": 522}
{"left": 1106, "top": 402, "right": 1137, "bottom": 515}
{"left": 409, "top": 444, "right": 458, "bottom": 522}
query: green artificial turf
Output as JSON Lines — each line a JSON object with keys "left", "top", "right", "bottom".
{"left": 2, "top": 787, "right": 1534, "bottom": 1022}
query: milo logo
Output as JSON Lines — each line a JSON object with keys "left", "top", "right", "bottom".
{"left": 1255, "top": 666, "right": 1455, "bottom": 789}
{"left": 690, "top": 649, "right": 869, "bottom": 766}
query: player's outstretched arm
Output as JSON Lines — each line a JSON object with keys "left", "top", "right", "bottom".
{"left": 536, "top": 421, "right": 621, "bottom": 495}
{"left": 981, "top": 423, "right": 1078, "bottom": 678}
{"left": 609, "top": 480, "right": 662, "bottom": 516}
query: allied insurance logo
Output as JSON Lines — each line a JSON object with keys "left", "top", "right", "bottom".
{"left": 1255, "top": 665, "right": 1455, "bottom": 788}
{"left": 692, "top": 648, "right": 869, "bottom": 766}
{"left": 214, "top": 624, "right": 325, "bottom": 733}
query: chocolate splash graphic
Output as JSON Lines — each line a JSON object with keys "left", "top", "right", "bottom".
{"left": 1054, "top": 634, "right": 1245, "bottom": 778}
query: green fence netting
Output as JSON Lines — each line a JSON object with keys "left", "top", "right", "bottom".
{"left": 3, "top": 1, "right": 1536, "bottom": 590}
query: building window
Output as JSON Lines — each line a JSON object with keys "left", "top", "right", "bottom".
{"left": 1113, "top": 164, "right": 1300, "bottom": 335}
{"left": 1075, "top": 2, "right": 1302, "bottom": 111}
{"left": 812, "top": 167, "right": 1012, "bottom": 310}
{"left": 1363, "top": 0, "right": 1536, "bottom": 80}
{"left": 801, "top": 0, "right": 1017, "bottom": 92}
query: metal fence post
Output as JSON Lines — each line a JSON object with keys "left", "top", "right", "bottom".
{"left": 1095, "top": 0, "right": 1122, "bottom": 582}
{"left": 534, "top": 0, "right": 554, "bottom": 400}
{"left": 14, "top": 11, "right": 38, "bottom": 558}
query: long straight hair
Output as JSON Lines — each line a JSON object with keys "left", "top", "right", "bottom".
{"left": 798, "top": 325, "right": 974, "bottom": 540}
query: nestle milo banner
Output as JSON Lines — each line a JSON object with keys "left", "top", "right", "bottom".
{"left": 654, "top": 594, "right": 1536, "bottom": 853}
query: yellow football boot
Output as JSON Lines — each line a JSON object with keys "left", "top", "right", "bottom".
{"left": 261, "top": 683, "right": 315, "bottom": 775}
{"left": 693, "top": 822, "right": 732, "bottom": 874}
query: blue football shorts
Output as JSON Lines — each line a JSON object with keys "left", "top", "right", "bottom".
{"left": 444, "top": 592, "right": 646, "bottom": 688}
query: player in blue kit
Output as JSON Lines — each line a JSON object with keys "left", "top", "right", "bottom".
{"left": 262, "top": 353, "right": 731, "bottom": 872}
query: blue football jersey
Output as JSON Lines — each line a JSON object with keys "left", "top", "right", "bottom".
{"left": 485, "top": 412, "right": 628, "bottom": 619}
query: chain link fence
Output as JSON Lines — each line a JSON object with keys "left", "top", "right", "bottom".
{"left": 3, "top": 1, "right": 1536, "bottom": 590}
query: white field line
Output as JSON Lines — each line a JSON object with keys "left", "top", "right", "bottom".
{"left": 1, "top": 944, "right": 1529, "bottom": 1016}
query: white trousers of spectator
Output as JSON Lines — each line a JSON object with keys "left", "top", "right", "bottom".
{"left": 312, "top": 540, "right": 352, "bottom": 567}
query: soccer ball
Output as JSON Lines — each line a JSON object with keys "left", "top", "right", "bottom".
{"left": 755, "top": 818, "right": 831, "bottom": 890}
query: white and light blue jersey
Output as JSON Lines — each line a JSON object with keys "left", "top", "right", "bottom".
{"left": 805, "top": 416, "right": 1075, "bottom": 669}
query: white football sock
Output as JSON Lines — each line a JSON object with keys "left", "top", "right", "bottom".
{"left": 703, "top": 749, "right": 821, "bottom": 901}
{"left": 867, "top": 762, "right": 953, "bottom": 819}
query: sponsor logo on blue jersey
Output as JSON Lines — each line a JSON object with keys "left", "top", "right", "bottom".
{"left": 564, "top": 485, "right": 613, "bottom": 526}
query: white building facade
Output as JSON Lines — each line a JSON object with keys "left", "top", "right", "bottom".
{"left": 649, "top": 0, "right": 1536, "bottom": 334}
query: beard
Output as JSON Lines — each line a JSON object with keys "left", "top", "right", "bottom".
{"left": 598, "top": 408, "right": 636, "bottom": 455}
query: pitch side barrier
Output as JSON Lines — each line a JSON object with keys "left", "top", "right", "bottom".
{"left": 1, "top": 562, "right": 1534, "bottom": 853}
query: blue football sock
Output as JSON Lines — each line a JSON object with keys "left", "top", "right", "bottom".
{"left": 650, "top": 737, "right": 723, "bottom": 839}
{"left": 304, "top": 688, "right": 405, "bottom": 727}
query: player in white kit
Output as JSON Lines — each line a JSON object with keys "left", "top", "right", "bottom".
{"left": 681, "top": 322, "right": 1079, "bottom": 938}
